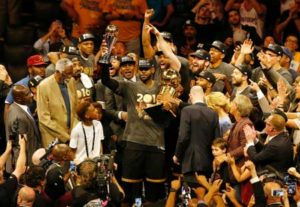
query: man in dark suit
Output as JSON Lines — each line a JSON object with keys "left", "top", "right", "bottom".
{"left": 6, "top": 85, "right": 41, "bottom": 166}
{"left": 244, "top": 110, "right": 293, "bottom": 174}
{"left": 173, "top": 86, "right": 220, "bottom": 184}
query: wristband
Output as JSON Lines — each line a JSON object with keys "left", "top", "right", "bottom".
{"left": 169, "top": 188, "right": 177, "bottom": 192}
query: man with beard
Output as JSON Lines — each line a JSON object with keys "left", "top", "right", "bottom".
{"left": 207, "top": 40, "right": 234, "bottom": 93}
{"left": 71, "top": 57, "right": 94, "bottom": 102}
{"left": 230, "top": 64, "right": 252, "bottom": 100}
{"left": 77, "top": 33, "right": 95, "bottom": 78}
{"left": 100, "top": 56, "right": 166, "bottom": 205}
{"left": 188, "top": 49, "right": 211, "bottom": 86}
{"left": 231, "top": 64, "right": 264, "bottom": 130}
{"left": 195, "top": 71, "right": 216, "bottom": 96}
{"left": 37, "top": 58, "right": 78, "bottom": 147}
{"left": 177, "top": 20, "right": 198, "bottom": 58}
{"left": 226, "top": 9, "right": 262, "bottom": 45}
{"left": 138, "top": 58, "right": 155, "bottom": 86}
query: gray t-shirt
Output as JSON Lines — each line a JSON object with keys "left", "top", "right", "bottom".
{"left": 79, "top": 54, "right": 95, "bottom": 77}
{"left": 115, "top": 80, "right": 164, "bottom": 148}
{"left": 207, "top": 62, "right": 234, "bottom": 92}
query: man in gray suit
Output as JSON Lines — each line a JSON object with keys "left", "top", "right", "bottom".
{"left": 6, "top": 85, "right": 41, "bottom": 166}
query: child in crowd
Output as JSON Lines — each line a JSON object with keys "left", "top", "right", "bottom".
{"left": 211, "top": 138, "right": 230, "bottom": 186}
{"left": 70, "top": 101, "right": 104, "bottom": 164}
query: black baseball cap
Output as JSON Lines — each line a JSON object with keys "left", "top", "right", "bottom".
{"left": 234, "top": 64, "right": 252, "bottom": 78}
{"left": 190, "top": 49, "right": 210, "bottom": 61}
{"left": 210, "top": 40, "right": 228, "bottom": 54}
{"left": 78, "top": 33, "right": 95, "bottom": 43}
{"left": 183, "top": 19, "right": 196, "bottom": 29}
{"left": 263, "top": 44, "right": 283, "bottom": 56}
{"left": 28, "top": 75, "right": 43, "bottom": 88}
{"left": 139, "top": 58, "right": 153, "bottom": 69}
{"left": 120, "top": 56, "right": 135, "bottom": 66}
{"left": 161, "top": 31, "right": 173, "bottom": 42}
{"left": 44, "top": 166, "right": 66, "bottom": 200}
{"left": 197, "top": 71, "right": 216, "bottom": 84}
{"left": 59, "top": 45, "right": 79, "bottom": 55}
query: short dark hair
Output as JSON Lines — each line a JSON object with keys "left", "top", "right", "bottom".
{"left": 76, "top": 101, "right": 92, "bottom": 121}
{"left": 212, "top": 138, "right": 227, "bottom": 150}
{"left": 92, "top": 102, "right": 103, "bottom": 114}
{"left": 25, "top": 166, "right": 46, "bottom": 188}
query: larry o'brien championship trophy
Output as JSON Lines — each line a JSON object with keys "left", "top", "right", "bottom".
{"left": 99, "top": 24, "right": 118, "bottom": 64}
{"left": 144, "top": 69, "right": 181, "bottom": 126}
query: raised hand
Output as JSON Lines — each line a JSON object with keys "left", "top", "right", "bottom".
{"left": 171, "top": 176, "right": 181, "bottom": 191}
{"left": 144, "top": 9, "right": 155, "bottom": 20}
{"left": 249, "top": 79, "right": 260, "bottom": 92}
{"left": 277, "top": 78, "right": 289, "bottom": 102}
{"left": 240, "top": 39, "right": 254, "bottom": 54}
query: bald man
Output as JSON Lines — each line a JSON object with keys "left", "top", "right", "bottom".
{"left": 17, "top": 186, "right": 36, "bottom": 207}
{"left": 6, "top": 85, "right": 41, "bottom": 167}
{"left": 31, "top": 148, "right": 46, "bottom": 166}
{"left": 173, "top": 86, "right": 220, "bottom": 185}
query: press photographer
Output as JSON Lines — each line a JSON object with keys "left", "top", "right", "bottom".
{"left": 72, "top": 152, "right": 124, "bottom": 207}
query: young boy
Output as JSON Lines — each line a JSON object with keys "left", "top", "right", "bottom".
{"left": 211, "top": 138, "right": 229, "bottom": 187}
{"left": 70, "top": 101, "right": 104, "bottom": 164}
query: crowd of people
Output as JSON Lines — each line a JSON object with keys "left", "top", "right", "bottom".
{"left": 0, "top": 0, "right": 300, "bottom": 206}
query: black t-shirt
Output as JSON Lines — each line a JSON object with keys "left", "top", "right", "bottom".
{"left": 0, "top": 174, "right": 18, "bottom": 206}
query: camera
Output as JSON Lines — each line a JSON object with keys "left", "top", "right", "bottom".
{"left": 177, "top": 182, "right": 191, "bottom": 207}
{"left": 92, "top": 150, "right": 116, "bottom": 200}
{"left": 284, "top": 175, "right": 297, "bottom": 195}
{"left": 39, "top": 138, "right": 59, "bottom": 170}
{"left": 271, "top": 189, "right": 284, "bottom": 197}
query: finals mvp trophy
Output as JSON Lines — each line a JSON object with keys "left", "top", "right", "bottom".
{"left": 99, "top": 24, "right": 119, "bottom": 64}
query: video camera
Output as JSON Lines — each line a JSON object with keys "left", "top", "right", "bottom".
{"left": 39, "top": 138, "right": 59, "bottom": 170}
{"left": 92, "top": 150, "right": 116, "bottom": 200}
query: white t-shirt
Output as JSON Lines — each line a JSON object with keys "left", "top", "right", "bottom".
{"left": 240, "top": 2, "right": 264, "bottom": 38}
{"left": 70, "top": 120, "right": 104, "bottom": 163}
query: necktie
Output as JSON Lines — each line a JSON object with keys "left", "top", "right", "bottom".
{"left": 26, "top": 108, "right": 34, "bottom": 120}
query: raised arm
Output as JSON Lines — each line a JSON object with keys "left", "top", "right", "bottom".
{"left": 149, "top": 24, "right": 181, "bottom": 71}
{"left": 0, "top": 140, "right": 12, "bottom": 168}
{"left": 13, "top": 134, "right": 27, "bottom": 180}
{"left": 142, "top": 9, "right": 156, "bottom": 59}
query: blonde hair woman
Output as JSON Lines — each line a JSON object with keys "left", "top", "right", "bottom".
{"left": 206, "top": 92, "right": 232, "bottom": 137}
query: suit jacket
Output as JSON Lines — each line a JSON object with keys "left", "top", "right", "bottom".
{"left": 227, "top": 117, "right": 253, "bottom": 166}
{"left": 247, "top": 132, "right": 293, "bottom": 173}
{"left": 105, "top": 77, "right": 126, "bottom": 141}
{"left": 37, "top": 75, "right": 78, "bottom": 147}
{"left": 6, "top": 103, "right": 41, "bottom": 165}
{"left": 175, "top": 102, "right": 220, "bottom": 174}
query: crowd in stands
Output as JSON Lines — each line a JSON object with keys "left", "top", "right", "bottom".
{"left": 0, "top": 0, "right": 300, "bottom": 206}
